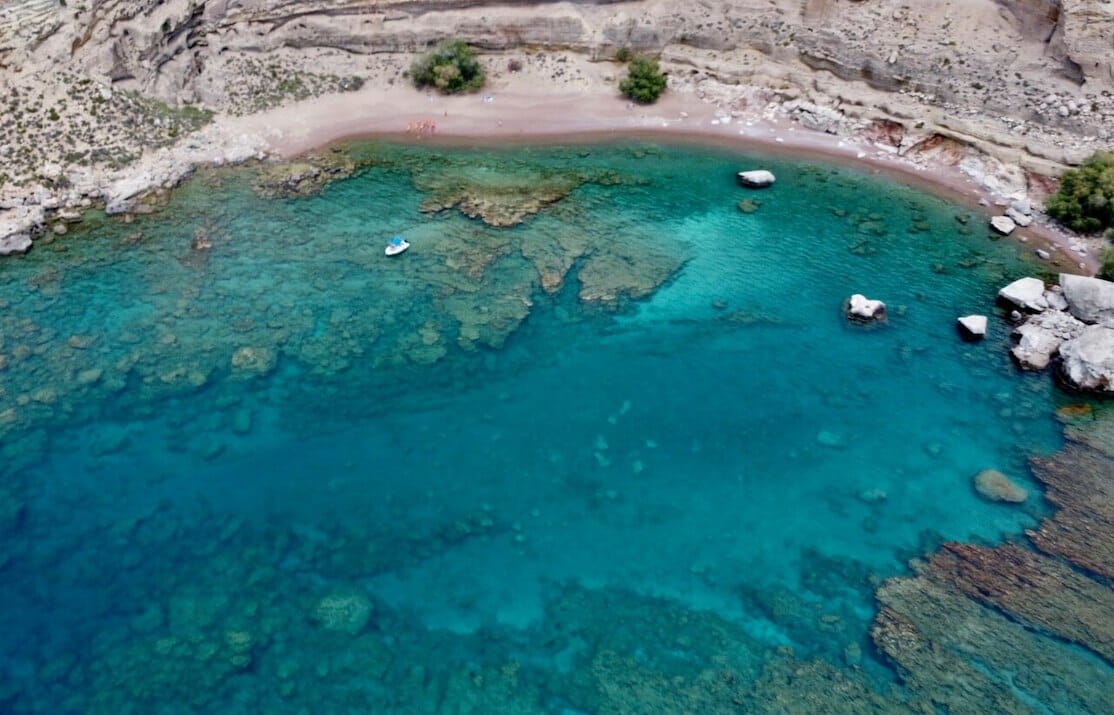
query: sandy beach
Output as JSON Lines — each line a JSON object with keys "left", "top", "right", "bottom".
{"left": 225, "top": 81, "right": 1099, "bottom": 275}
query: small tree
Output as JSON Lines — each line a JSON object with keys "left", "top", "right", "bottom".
{"left": 411, "top": 41, "right": 485, "bottom": 94}
{"left": 1046, "top": 149, "right": 1114, "bottom": 235}
{"left": 620, "top": 56, "right": 667, "bottom": 104}
{"left": 1101, "top": 245, "right": 1114, "bottom": 280}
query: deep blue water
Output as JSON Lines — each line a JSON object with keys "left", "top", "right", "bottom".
{"left": 0, "top": 142, "right": 1073, "bottom": 711}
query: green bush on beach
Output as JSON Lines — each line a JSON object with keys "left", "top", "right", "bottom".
{"left": 1046, "top": 150, "right": 1114, "bottom": 235}
{"left": 1101, "top": 245, "right": 1114, "bottom": 280}
{"left": 619, "top": 56, "right": 668, "bottom": 104}
{"left": 411, "top": 41, "right": 486, "bottom": 94}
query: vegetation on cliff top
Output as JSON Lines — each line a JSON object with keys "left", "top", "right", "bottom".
{"left": 619, "top": 56, "right": 667, "bottom": 104}
{"left": 1046, "top": 150, "right": 1114, "bottom": 237}
{"left": 411, "top": 41, "right": 485, "bottom": 94}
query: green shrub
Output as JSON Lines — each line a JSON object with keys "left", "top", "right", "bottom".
{"left": 1101, "top": 245, "right": 1114, "bottom": 280}
{"left": 1046, "top": 149, "right": 1114, "bottom": 234}
{"left": 614, "top": 47, "right": 633, "bottom": 63}
{"left": 619, "top": 56, "right": 667, "bottom": 104}
{"left": 411, "top": 41, "right": 485, "bottom": 94}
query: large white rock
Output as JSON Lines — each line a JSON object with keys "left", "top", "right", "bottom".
{"left": 0, "top": 232, "right": 33, "bottom": 256}
{"left": 1058, "top": 325, "right": 1114, "bottom": 393}
{"left": 1005, "top": 206, "right": 1033, "bottom": 227}
{"left": 990, "top": 215, "right": 1016, "bottom": 235}
{"left": 846, "top": 294, "right": 886, "bottom": 321}
{"left": 1060, "top": 274, "right": 1114, "bottom": 327}
{"left": 1010, "top": 310, "right": 1086, "bottom": 370}
{"left": 737, "top": 169, "right": 776, "bottom": 188}
{"left": 0, "top": 205, "right": 44, "bottom": 257}
{"left": 957, "top": 315, "right": 988, "bottom": 340}
{"left": 998, "top": 277, "right": 1047, "bottom": 312}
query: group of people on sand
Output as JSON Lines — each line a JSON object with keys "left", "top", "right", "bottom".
{"left": 405, "top": 119, "right": 437, "bottom": 137}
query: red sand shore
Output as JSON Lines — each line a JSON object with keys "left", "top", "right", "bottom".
{"left": 226, "top": 86, "right": 1097, "bottom": 274}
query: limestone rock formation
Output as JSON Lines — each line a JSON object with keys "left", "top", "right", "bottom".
{"left": 736, "top": 170, "right": 776, "bottom": 188}
{"left": 1010, "top": 309, "right": 1086, "bottom": 370}
{"left": 1058, "top": 324, "right": 1114, "bottom": 392}
{"left": 956, "top": 314, "right": 987, "bottom": 340}
{"left": 989, "top": 216, "right": 1016, "bottom": 235}
{"left": 846, "top": 294, "right": 885, "bottom": 322}
{"left": 998, "top": 277, "right": 1046, "bottom": 312}
{"left": 1060, "top": 274, "right": 1114, "bottom": 327}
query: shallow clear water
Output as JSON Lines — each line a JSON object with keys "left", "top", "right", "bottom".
{"left": 0, "top": 142, "right": 1073, "bottom": 711}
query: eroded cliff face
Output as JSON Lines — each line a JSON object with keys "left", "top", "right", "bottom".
{"left": 4, "top": 1, "right": 1111, "bottom": 107}
{"left": 0, "top": 0, "right": 1112, "bottom": 189}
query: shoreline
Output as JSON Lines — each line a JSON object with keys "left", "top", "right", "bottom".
{"left": 1, "top": 83, "right": 1102, "bottom": 274}
{"left": 229, "top": 85, "right": 1098, "bottom": 274}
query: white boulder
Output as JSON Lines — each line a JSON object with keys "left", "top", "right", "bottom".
{"left": 997, "top": 277, "right": 1047, "bottom": 312}
{"left": 737, "top": 170, "right": 776, "bottom": 188}
{"left": 1058, "top": 325, "right": 1114, "bottom": 393}
{"left": 0, "top": 232, "right": 32, "bottom": 256}
{"left": 846, "top": 294, "right": 886, "bottom": 321}
{"left": 1010, "top": 310, "right": 1086, "bottom": 370}
{"left": 1005, "top": 206, "right": 1032, "bottom": 227}
{"left": 990, "top": 216, "right": 1016, "bottom": 235}
{"left": 957, "top": 315, "right": 988, "bottom": 340}
{"left": 0, "top": 205, "right": 44, "bottom": 256}
{"left": 1059, "top": 274, "right": 1114, "bottom": 327}
{"left": 1043, "top": 289, "right": 1069, "bottom": 312}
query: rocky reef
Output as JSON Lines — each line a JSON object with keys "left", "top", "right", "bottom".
{"left": 871, "top": 402, "right": 1114, "bottom": 713}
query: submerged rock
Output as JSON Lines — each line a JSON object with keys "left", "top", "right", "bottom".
{"left": 230, "top": 346, "right": 277, "bottom": 377}
{"left": 973, "top": 468, "right": 1028, "bottom": 503}
{"left": 253, "top": 155, "right": 357, "bottom": 199}
{"left": 1010, "top": 310, "right": 1086, "bottom": 370}
{"left": 313, "top": 591, "right": 372, "bottom": 635}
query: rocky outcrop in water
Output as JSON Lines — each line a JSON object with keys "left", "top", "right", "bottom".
{"left": 1003, "top": 275, "right": 1114, "bottom": 392}
{"left": 1061, "top": 274, "right": 1114, "bottom": 327}
{"left": 846, "top": 294, "right": 886, "bottom": 322}
{"left": 872, "top": 404, "right": 1114, "bottom": 712}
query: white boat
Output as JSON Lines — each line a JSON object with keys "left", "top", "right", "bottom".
{"left": 385, "top": 236, "right": 410, "bottom": 256}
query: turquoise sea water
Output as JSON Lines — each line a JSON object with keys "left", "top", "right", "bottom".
{"left": 0, "top": 141, "right": 1079, "bottom": 711}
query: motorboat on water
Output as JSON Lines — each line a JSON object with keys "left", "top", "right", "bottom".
{"left": 385, "top": 236, "right": 410, "bottom": 256}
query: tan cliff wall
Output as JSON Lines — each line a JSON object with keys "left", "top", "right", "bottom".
{"left": 1, "top": 0, "right": 1112, "bottom": 172}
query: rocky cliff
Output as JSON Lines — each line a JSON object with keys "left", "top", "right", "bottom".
{"left": 3, "top": 1, "right": 1112, "bottom": 134}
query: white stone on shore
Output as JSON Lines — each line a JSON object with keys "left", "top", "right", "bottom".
{"left": 1009, "top": 197, "right": 1032, "bottom": 216}
{"left": 737, "top": 169, "right": 776, "bottom": 188}
{"left": 957, "top": 315, "right": 988, "bottom": 340}
{"left": 998, "top": 277, "right": 1046, "bottom": 311}
{"left": 990, "top": 215, "right": 1016, "bottom": 235}
{"left": 1005, "top": 206, "right": 1032, "bottom": 227}
{"left": 846, "top": 294, "right": 886, "bottom": 321}
{"left": 1036, "top": 248, "right": 1050, "bottom": 260}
